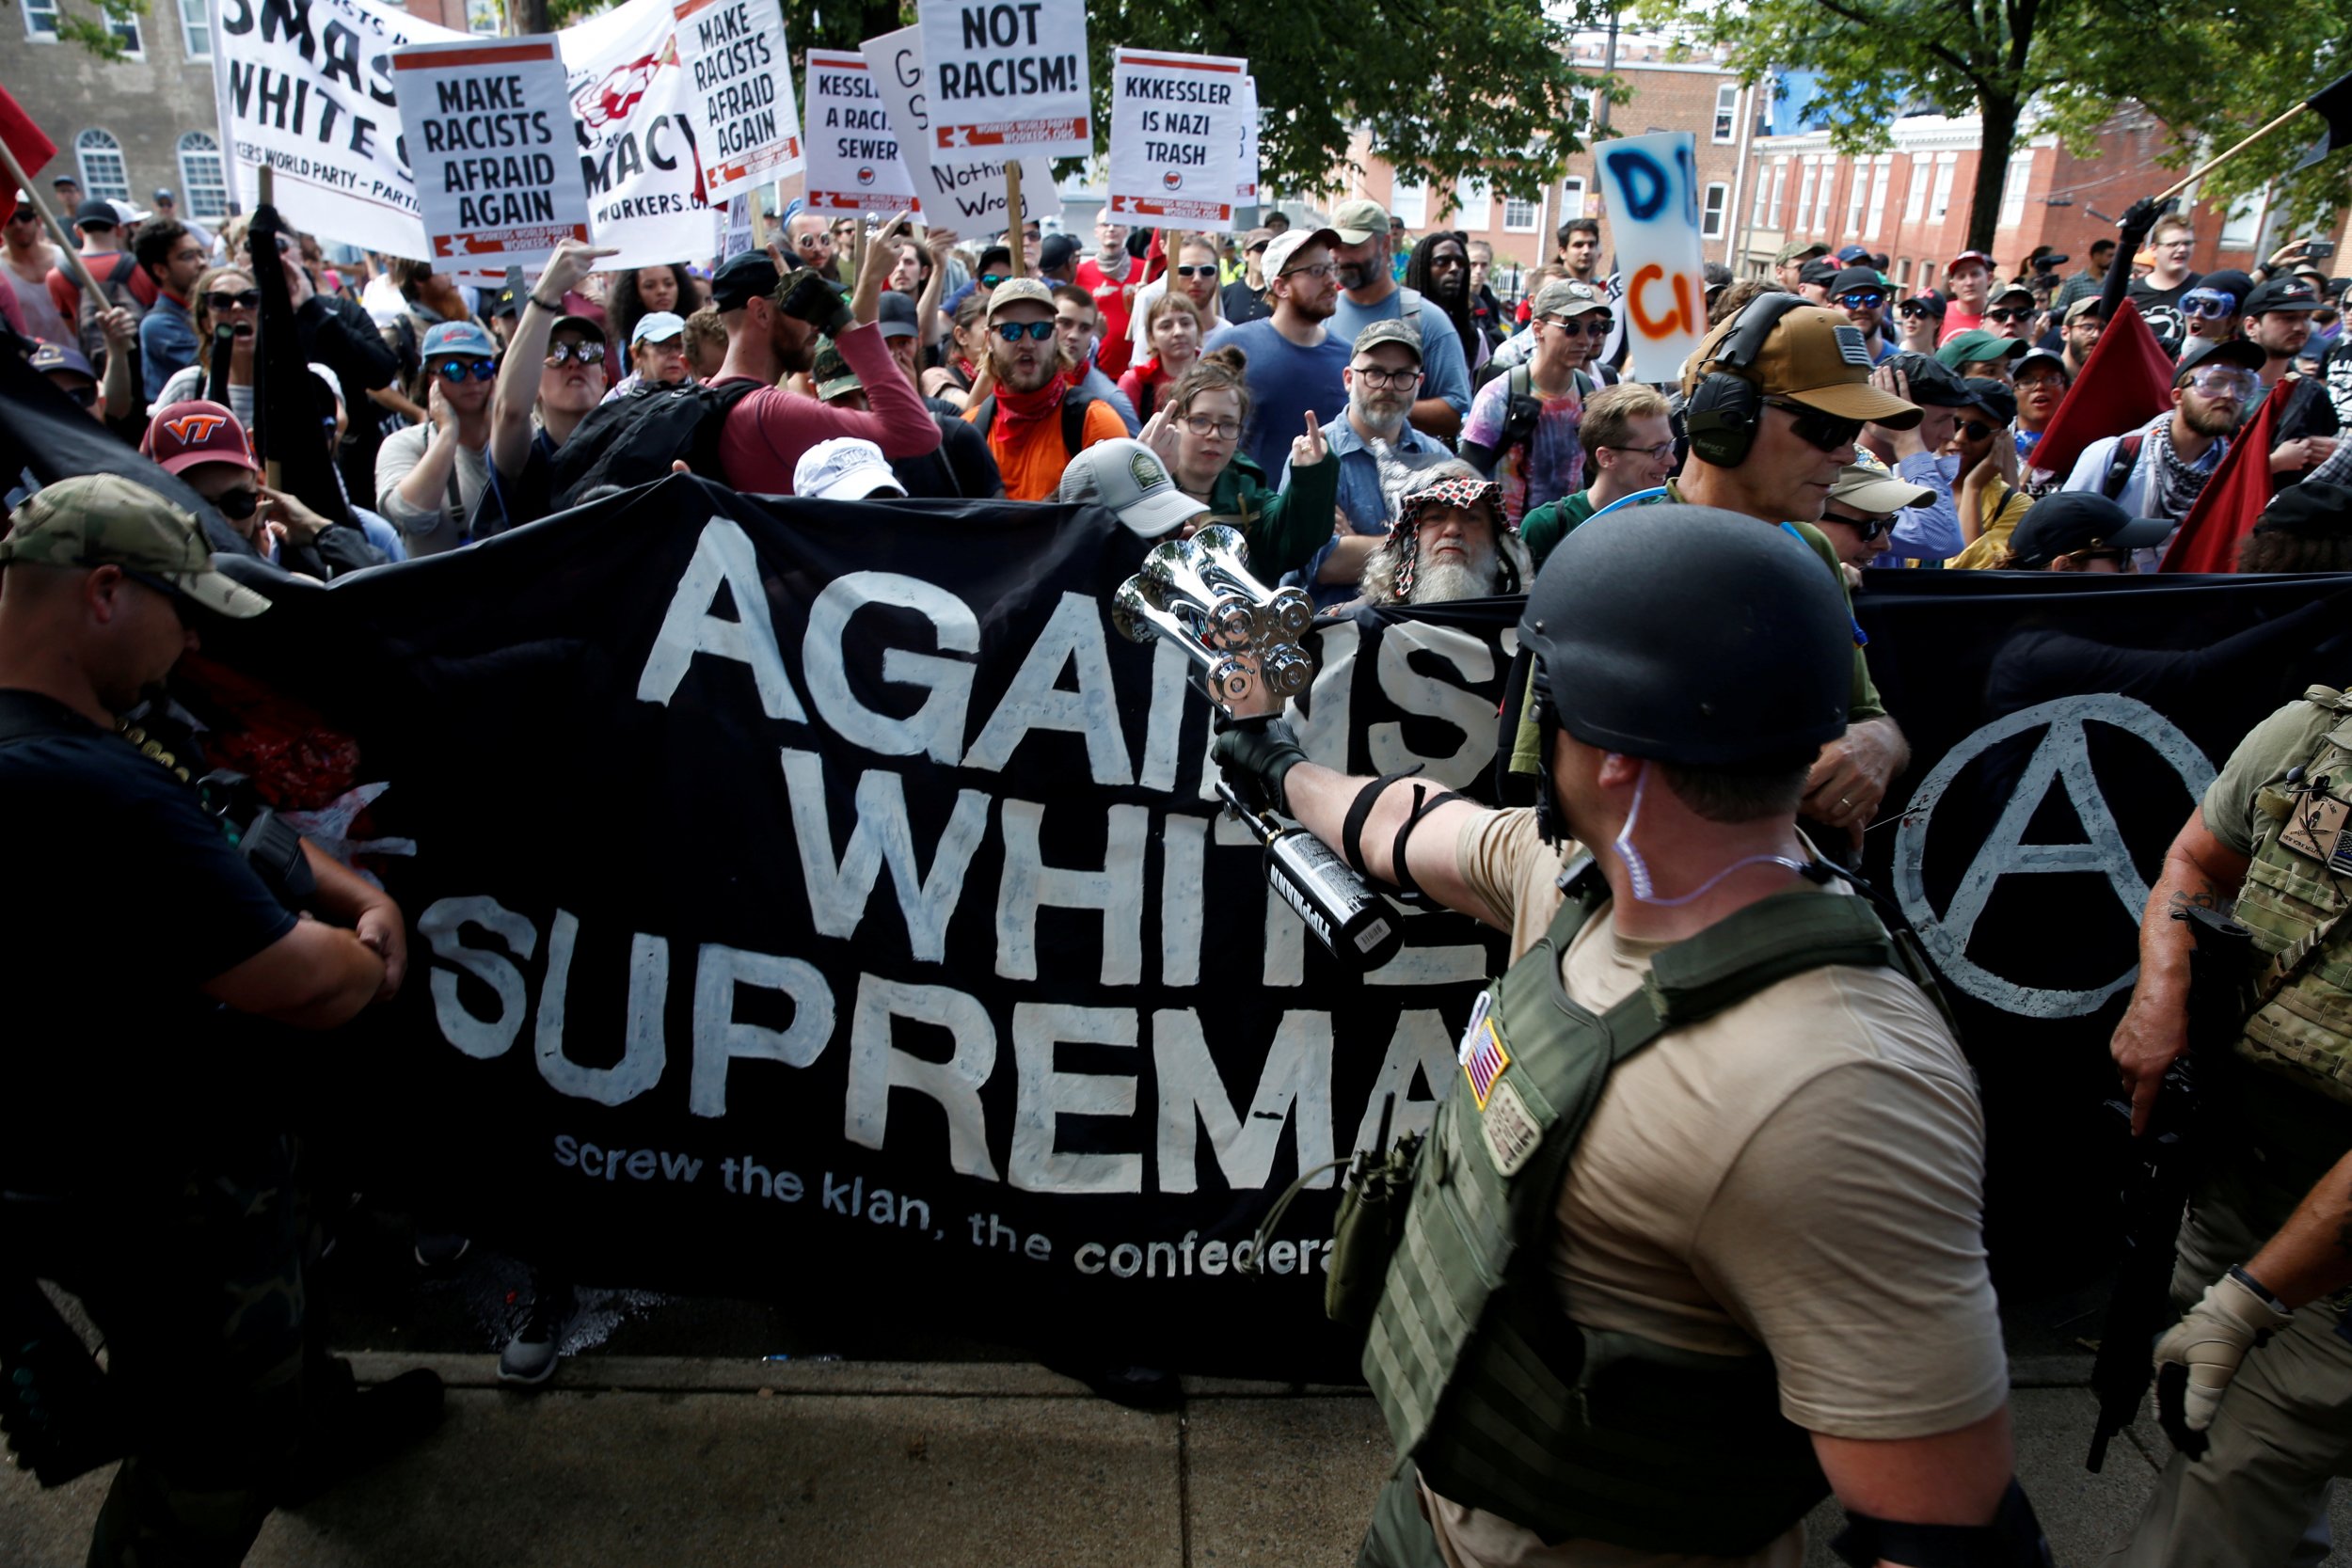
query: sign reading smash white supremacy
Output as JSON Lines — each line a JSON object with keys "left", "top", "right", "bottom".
{"left": 916, "top": 0, "right": 1090, "bottom": 159}
{"left": 392, "top": 37, "right": 590, "bottom": 268}
{"left": 672, "top": 0, "right": 803, "bottom": 203}
{"left": 1106, "top": 48, "right": 1247, "bottom": 230}
{"left": 803, "top": 50, "right": 919, "bottom": 214}
{"left": 208, "top": 0, "right": 719, "bottom": 268}
{"left": 861, "top": 24, "right": 1059, "bottom": 228}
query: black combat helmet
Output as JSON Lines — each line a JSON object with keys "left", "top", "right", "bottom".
{"left": 1518, "top": 504, "right": 1851, "bottom": 767}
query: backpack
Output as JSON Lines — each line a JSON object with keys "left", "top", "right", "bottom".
{"left": 73, "top": 253, "right": 143, "bottom": 375}
{"left": 547, "top": 378, "right": 761, "bottom": 507}
{"left": 2100, "top": 433, "right": 2147, "bottom": 502}
{"left": 1495, "top": 363, "right": 1594, "bottom": 467}
{"left": 970, "top": 382, "right": 1103, "bottom": 458}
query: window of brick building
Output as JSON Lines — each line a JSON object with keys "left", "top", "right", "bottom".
{"left": 76, "top": 130, "right": 130, "bottom": 205}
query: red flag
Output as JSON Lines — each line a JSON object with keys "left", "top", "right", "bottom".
{"left": 1140, "top": 226, "right": 1168, "bottom": 288}
{"left": 2032, "top": 298, "right": 2175, "bottom": 483}
{"left": 0, "top": 84, "right": 56, "bottom": 183}
{"left": 2158, "top": 378, "right": 2289, "bottom": 573}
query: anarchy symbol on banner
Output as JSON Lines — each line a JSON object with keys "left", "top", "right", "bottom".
{"left": 1892, "top": 694, "right": 2215, "bottom": 1019}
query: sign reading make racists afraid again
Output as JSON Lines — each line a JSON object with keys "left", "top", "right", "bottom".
{"left": 916, "top": 0, "right": 1091, "bottom": 161}
{"left": 1105, "top": 48, "right": 1248, "bottom": 231}
{"left": 671, "top": 0, "right": 804, "bottom": 203}
{"left": 390, "top": 37, "right": 592, "bottom": 269}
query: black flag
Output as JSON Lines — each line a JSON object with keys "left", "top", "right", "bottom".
{"left": 2293, "top": 69, "right": 2352, "bottom": 170}
{"left": 245, "top": 203, "right": 353, "bottom": 529}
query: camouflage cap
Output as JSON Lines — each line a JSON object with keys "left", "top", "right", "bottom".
{"left": 811, "top": 336, "right": 863, "bottom": 401}
{"left": 0, "top": 474, "right": 270, "bottom": 619}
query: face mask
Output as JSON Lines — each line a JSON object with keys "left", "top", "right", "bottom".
{"left": 1610, "top": 761, "right": 1811, "bottom": 907}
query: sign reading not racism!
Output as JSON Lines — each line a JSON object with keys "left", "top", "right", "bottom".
{"left": 1595, "top": 131, "right": 1708, "bottom": 383}
{"left": 672, "top": 0, "right": 804, "bottom": 203}
{"left": 391, "top": 37, "right": 592, "bottom": 268}
{"left": 916, "top": 0, "right": 1091, "bottom": 160}
{"left": 803, "top": 50, "right": 920, "bottom": 214}
{"left": 1105, "top": 48, "right": 1248, "bottom": 230}
{"left": 862, "top": 24, "right": 1061, "bottom": 228}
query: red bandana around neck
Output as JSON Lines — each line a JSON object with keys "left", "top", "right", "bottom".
{"left": 992, "top": 371, "right": 1071, "bottom": 439}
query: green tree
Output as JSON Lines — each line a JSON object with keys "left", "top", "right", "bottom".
{"left": 1643, "top": 0, "right": 2349, "bottom": 251}
{"left": 35, "top": 0, "right": 150, "bottom": 60}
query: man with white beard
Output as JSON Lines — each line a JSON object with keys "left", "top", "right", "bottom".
{"left": 1289, "top": 317, "right": 1454, "bottom": 607}
{"left": 1356, "top": 464, "right": 1530, "bottom": 607}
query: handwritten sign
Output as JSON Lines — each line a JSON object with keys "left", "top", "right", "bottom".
{"left": 916, "top": 0, "right": 1090, "bottom": 160}
{"left": 391, "top": 37, "right": 590, "bottom": 269}
{"left": 1596, "top": 132, "right": 1706, "bottom": 382}
{"left": 862, "top": 24, "right": 1061, "bottom": 227}
{"left": 672, "top": 0, "right": 803, "bottom": 202}
{"left": 1105, "top": 49, "right": 1246, "bottom": 231}
{"left": 803, "top": 49, "right": 919, "bottom": 214}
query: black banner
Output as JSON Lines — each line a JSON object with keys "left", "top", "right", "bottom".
{"left": 192, "top": 478, "right": 2352, "bottom": 1374}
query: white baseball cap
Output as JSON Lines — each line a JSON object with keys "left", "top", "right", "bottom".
{"left": 794, "top": 437, "right": 904, "bottom": 500}
{"left": 1054, "top": 438, "right": 1204, "bottom": 538}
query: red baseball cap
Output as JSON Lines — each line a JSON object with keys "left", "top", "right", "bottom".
{"left": 1946, "top": 249, "right": 1995, "bottom": 274}
{"left": 142, "top": 400, "right": 260, "bottom": 477}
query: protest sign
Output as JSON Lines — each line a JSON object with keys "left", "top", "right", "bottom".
{"left": 1105, "top": 49, "right": 1248, "bottom": 230}
{"left": 558, "top": 0, "right": 725, "bottom": 269}
{"left": 1236, "top": 76, "right": 1260, "bottom": 208}
{"left": 1595, "top": 131, "right": 1708, "bottom": 382}
{"left": 916, "top": 0, "right": 1091, "bottom": 160}
{"left": 391, "top": 38, "right": 590, "bottom": 269}
{"left": 863, "top": 24, "right": 1060, "bottom": 229}
{"left": 803, "top": 50, "right": 920, "bottom": 215}
{"left": 672, "top": 0, "right": 803, "bottom": 204}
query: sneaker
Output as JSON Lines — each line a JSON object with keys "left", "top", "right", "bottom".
{"left": 497, "top": 1283, "right": 578, "bottom": 1387}
{"left": 412, "top": 1229, "right": 471, "bottom": 1270}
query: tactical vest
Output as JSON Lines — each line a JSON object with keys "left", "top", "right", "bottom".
{"left": 1363, "top": 859, "right": 1922, "bottom": 1555}
{"left": 2230, "top": 686, "right": 2352, "bottom": 1108}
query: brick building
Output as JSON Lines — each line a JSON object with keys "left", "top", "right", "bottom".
{"left": 1325, "top": 33, "right": 1758, "bottom": 282}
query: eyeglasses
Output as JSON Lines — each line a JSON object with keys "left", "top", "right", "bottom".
{"left": 2013, "top": 372, "right": 2068, "bottom": 392}
{"left": 1837, "top": 290, "right": 1887, "bottom": 309}
{"left": 212, "top": 486, "right": 262, "bottom": 520}
{"left": 1350, "top": 364, "right": 1419, "bottom": 388}
{"left": 205, "top": 289, "right": 262, "bottom": 312}
{"left": 993, "top": 320, "right": 1056, "bottom": 341}
{"left": 1983, "top": 308, "right": 2032, "bottom": 324}
{"left": 1765, "top": 397, "right": 1863, "bottom": 452}
{"left": 435, "top": 357, "right": 500, "bottom": 383}
{"left": 1174, "top": 264, "right": 1217, "bottom": 278}
{"left": 1546, "top": 316, "right": 1613, "bottom": 338}
{"left": 1601, "top": 441, "right": 1674, "bottom": 462}
{"left": 1821, "top": 509, "right": 1891, "bottom": 541}
{"left": 1179, "top": 414, "right": 1243, "bottom": 439}
{"left": 544, "top": 340, "right": 606, "bottom": 366}
{"left": 1280, "top": 261, "right": 1338, "bottom": 281}
{"left": 2184, "top": 367, "right": 2259, "bottom": 398}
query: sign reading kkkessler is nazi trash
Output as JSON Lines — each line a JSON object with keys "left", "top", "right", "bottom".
{"left": 1105, "top": 47, "right": 1248, "bottom": 230}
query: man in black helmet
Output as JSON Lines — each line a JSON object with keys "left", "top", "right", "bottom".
{"left": 1214, "top": 506, "right": 2039, "bottom": 1568}
{"left": 1672, "top": 293, "right": 1925, "bottom": 845}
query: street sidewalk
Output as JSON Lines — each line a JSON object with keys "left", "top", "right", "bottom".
{"left": 8, "top": 1351, "right": 2340, "bottom": 1566}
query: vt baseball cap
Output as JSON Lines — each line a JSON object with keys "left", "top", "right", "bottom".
{"left": 143, "top": 400, "right": 260, "bottom": 476}
{"left": 421, "top": 319, "right": 499, "bottom": 359}
{"left": 1899, "top": 292, "right": 1947, "bottom": 320}
{"left": 986, "top": 277, "right": 1056, "bottom": 319}
{"left": 1797, "top": 259, "right": 1839, "bottom": 288}
{"left": 710, "top": 249, "right": 782, "bottom": 311}
{"left": 1263, "top": 227, "right": 1341, "bottom": 280}
{"left": 1054, "top": 438, "right": 1204, "bottom": 538}
{"left": 631, "top": 310, "right": 687, "bottom": 345}
{"left": 1682, "top": 301, "right": 1922, "bottom": 427}
{"left": 1353, "top": 317, "right": 1423, "bottom": 361}
{"left": 2008, "top": 492, "right": 2169, "bottom": 568}
{"left": 794, "top": 436, "right": 903, "bottom": 500}
{"left": 1331, "top": 199, "right": 1390, "bottom": 245}
{"left": 0, "top": 473, "right": 270, "bottom": 618}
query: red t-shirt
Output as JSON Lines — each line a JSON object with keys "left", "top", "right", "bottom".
{"left": 1937, "top": 308, "right": 1983, "bottom": 344}
{"left": 716, "top": 324, "right": 940, "bottom": 493}
{"left": 1076, "top": 257, "right": 1139, "bottom": 378}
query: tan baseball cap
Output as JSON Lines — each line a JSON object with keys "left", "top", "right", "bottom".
{"left": 1828, "top": 462, "right": 1933, "bottom": 515}
{"left": 1331, "top": 198, "right": 1389, "bottom": 245}
{"left": 1, "top": 473, "right": 270, "bottom": 618}
{"left": 986, "top": 277, "right": 1057, "bottom": 318}
{"left": 1680, "top": 301, "right": 1922, "bottom": 428}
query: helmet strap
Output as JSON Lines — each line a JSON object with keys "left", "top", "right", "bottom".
{"left": 1610, "top": 761, "right": 1812, "bottom": 908}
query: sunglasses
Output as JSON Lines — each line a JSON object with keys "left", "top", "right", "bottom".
{"left": 1821, "top": 509, "right": 1891, "bottom": 541}
{"left": 1897, "top": 303, "right": 1935, "bottom": 319}
{"left": 544, "top": 340, "right": 606, "bottom": 366}
{"left": 435, "top": 357, "right": 499, "bottom": 383}
{"left": 1982, "top": 308, "right": 2032, "bottom": 324}
{"left": 1837, "top": 291, "right": 1887, "bottom": 309}
{"left": 1958, "top": 420, "right": 1997, "bottom": 441}
{"left": 1547, "top": 316, "right": 1613, "bottom": 338}
{"left": 205, "top": 289, "right": 262, "bottom": 312}
{"left": 993, "top": 320, "right": 1056, "bottom": 341}
{"left": 211, "top": 486, "right": 262, "bottom": 520}
{"left": 979, "top": 273, "right": 1009, "bottom": 288}
{"left": 56, "top": 381, "right": 99, "bottom": 408}
{"left": 2182, "top": 294, "right": 2236, "bottom": 318}
{"left": 1173, "top": 264, "right": 1217, "bottom": 278}
{"left": 1765, "top": 397, "right": 1864, "bottom": 452}
{"left": 7, "top": 209, "right": 37, "bottom": 224}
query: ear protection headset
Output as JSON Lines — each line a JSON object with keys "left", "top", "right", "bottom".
{"left": 1682, "top": 292, "right": 1812, "bottom": 469}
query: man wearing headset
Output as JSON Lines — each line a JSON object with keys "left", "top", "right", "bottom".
{"left": 1668, "top": 292, "right": 1922, "bottom": 847}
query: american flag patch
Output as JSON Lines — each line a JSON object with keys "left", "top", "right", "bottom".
{"left": 1463, "top": 1021, "right": 1511, "bottom": 1110}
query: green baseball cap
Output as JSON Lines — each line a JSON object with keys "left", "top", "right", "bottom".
{"left": 1933, "top": 328, "right": 2026, "bottom": 372}
{"left": 0, "top": 474, "right": 270, "bottom": 618}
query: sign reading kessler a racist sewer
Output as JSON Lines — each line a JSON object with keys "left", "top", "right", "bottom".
{"left": 673, "top": 0, "right": 804, "bottom": 202}
{"left": 391, "top": 36, "right": 590, "bottom": 268}
{"left": 1105, "top": 48, "right": 1247, "bottom": 230}
{"left": 803, "top": 49, "right": 920, "bottom": 214}
{"left": 916, "top": 0, "right": 1091, "bottom": 160}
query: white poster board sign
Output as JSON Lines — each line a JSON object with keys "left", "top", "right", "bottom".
{"left": 1236, "top": 75, "right": 1260, "bottom": 207}
{"left": 803, "top": 49, "right": 920, "bottom": 214}
{"left": 862, "top": 24, "right": 1060, "bottom": 230}
{"left": 391, "top": 37, "right": 591, "bottom": 269}
{"left": 1594, "top": 132, "right": 1708, "bottom": 382}
{"left": 1105, "top": 48, "right": 1246, "bottom": 231}
{"left": 671, "top": 0, "right": 804, "bottom": 203}
{"left": 916, "top": 0, "right": 1091, "bottom": 161}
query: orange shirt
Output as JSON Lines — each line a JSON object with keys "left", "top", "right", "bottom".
{"left": 966, "top": 393, "right": 1128, "bottom": 501}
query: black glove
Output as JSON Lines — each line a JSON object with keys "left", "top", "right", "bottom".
{"left": 775, "top": 268, "right": 853, "bottom": 338}
{"left": 2117, "top": 196, "right": 2174, "bottom": 244}
{"left": 1212, "top": 714, "right": 1309, "bottom": 816}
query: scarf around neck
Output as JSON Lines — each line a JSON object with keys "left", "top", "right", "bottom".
{"left": 993, "top": 371, "right": 1071, "bottom": 440}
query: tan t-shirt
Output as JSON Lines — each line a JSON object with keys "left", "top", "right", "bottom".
{"left": 1421, "top": 808, "right": 2008, "bottom": 1568}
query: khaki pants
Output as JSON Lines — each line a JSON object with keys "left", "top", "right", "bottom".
{"left": 2106, "top": 1139, "right": 2352, "bottom": 1568}
{"left": 1358, "top": 1462, "right": 1450, "bottom": 1568}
